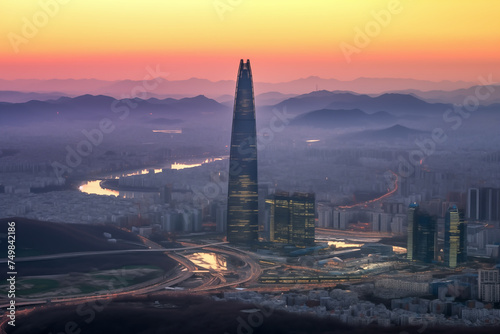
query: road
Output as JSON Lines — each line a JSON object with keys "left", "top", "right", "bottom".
{"left": 0, "top": 241, "right": 261, "bottom": 310}
{"left": 0, "top": 242, "right": 229, "bottom": 264}
{"left": 338, "top": 170, "right": 398, "bottom": 209}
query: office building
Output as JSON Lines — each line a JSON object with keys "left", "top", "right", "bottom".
{"left": 478, "top": 269, "right": 500, "bottom": 302}
{"left": 407, "top": 203, "right": 437, "bottom": 263}
{"left": 226, "top": 59, "right": 259, "bottom": 244}
{"left": 444, "top": 205, "right": 467, "bottom": 268}
{"left": 467, "top": 187, "right": 500, "bottom": 221}
{"left": 267, "top": 192, "right": 315, "bottom": 247}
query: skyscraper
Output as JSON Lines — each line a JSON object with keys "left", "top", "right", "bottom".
{"left": 407, "top": 203, "right": 437, "bottom": 263}
{"left": 267, "top": 192, "right": 315, "bottom": 247}
{"left": 406, "top": 202, "right": 418, "bottom": 261}
{"left": 444, "top": 205, "right": 467, "bottom": 268}
{"left": 226, "top": 59, "right": 259, "bottom": 244}
{"left": 467, "top": 188, "right": 479, "bottom": 220}
{"left": 467, "top": 187, "right": 500, "bottom": 221}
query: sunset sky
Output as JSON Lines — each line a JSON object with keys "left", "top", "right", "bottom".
{"left": 1, "top": 0, "right": 499, "bottom": 82}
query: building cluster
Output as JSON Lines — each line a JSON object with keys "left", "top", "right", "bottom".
{"left": 317, "top": 205, "right": 407, "bottom": 234}
{"left": 0, "top": 191, "right": 137, "bottom": 224}
{"left": 216, "top": 286, "right": 500, "bottom": 327}
{"left": 407, "top": 203, "right": 467, "bottom": 268}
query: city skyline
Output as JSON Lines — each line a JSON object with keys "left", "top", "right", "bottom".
{"left": 2, "top": 1, "right": 500, "bottom": 333}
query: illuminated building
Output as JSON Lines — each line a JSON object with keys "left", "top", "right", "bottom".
{"left": 267, "top": 192, "right": 315, "bottom": 247}
{"left": 407, "top": 202, "right": 436, "bottom": 263}
{"left": 226, "top": 59, "right": 259, "bottom": 244}
{"left": 444, "top": 205, "right": 467, "bottom": 268}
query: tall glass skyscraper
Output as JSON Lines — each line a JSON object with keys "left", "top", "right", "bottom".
{"left": 407, "top": 203, "right": 437, "bottom": 263}
{"left": 406, "top": 202, "right": 419, "bottom": 261}
{"left": 226, "top": 59, "right": 259, "bottom": 244}
{"left": 444, "top": 205, "right": 467, "bottom": 268}
{"left": 267, "top": 192, "right": 315, "bottom": 247}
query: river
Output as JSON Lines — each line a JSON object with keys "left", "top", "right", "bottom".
{"left": 79, "top": 156, "right": 227, "bottom": 197}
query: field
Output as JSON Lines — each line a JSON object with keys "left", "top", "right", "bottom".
{"left": 0, "top": 217, "right": 145, "bottom": 258}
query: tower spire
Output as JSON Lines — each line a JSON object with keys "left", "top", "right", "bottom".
{"left": 226, "top": 59, "right": 259, "bottom": 244}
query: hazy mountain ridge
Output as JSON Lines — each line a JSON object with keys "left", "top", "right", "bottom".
{"left": 0, "top": 94, "right": 229, "bottom": 126}
{"left": 341, "top": 124, "right": 429, "bottom": 141}
{"left": 271, "top": 90, "right": 451, "bottom": 116}
{"left": 291, "top": 108, "right": 396, "bottom": 129}
{"left": 390, "top": 85, "right": 500, "bottom": 105}
{"left": 0, "top": 91, "right": 71, "bottom": 103}
{"left": 0, "top": 76, "right": 478, "bottom": 99}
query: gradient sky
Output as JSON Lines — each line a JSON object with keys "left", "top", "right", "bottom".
{"left": 1, "top": 0, "right": 499, "bottom": 82}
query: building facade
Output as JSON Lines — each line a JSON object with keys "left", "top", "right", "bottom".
{"left": 407, "top": 203, "right": 437, "bottom": 263}
{"left": 267, "top": 192, "right": 315, "bottom": 247}
{"left": 444, "top": 205, "right": 467, "bottom": 268}
{"left": 478, "top": 269, "right": 500, "bottom": 302}
{"left": 226, "top": 59, "right": 259, "bottom": 244}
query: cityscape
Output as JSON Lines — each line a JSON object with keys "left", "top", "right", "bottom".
{"left": 1, "top": 1, "right": 500, "bottom": 333}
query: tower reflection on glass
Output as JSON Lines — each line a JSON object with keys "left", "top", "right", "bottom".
{"left": 226, "top": 59, "right": 259, "bottom": 244}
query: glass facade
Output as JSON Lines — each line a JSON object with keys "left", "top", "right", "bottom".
{"left": 444, "top": 206, "right": 467, "bottom": 268}
{"left": 267, "top": 192, "right": 315, "bottom": 247}
{"left": 407, "top": 203, "right": 437, "bottom": 263}
{"left": 226, "top": 59, "right": 259, "bottom": 244}
{"left": 406, "top": 202, "right": 418, "bottom": 261}
{"left": 444, "top": 206, "right": 460, "bottom": 268}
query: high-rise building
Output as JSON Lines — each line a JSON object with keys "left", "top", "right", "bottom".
{"left": 444, "top": 205, "right": 467, "bottom": 268}
{"left": 407, "top": 203, "right": 437, "bottom": 263}
{"left": 226, "top": 59, "right": 259, "bottom": 244}
{"left": 407, "top": 203, "right": 418, "bottom": 261}
{"left": 160, "top": 184, "right": 172, "bottom": 204}
{"left": 467, "top": 188, "right": 479, "bottom": 220}
{"left": 478, "top": 269, "right": 500, "bottom": 302}
{"left": 267, "top": 192, "right": 315, "bottom": 247}
{"left": 479, "top": 187, "right": 500, "bottom": 221}
{"left": 467, "top": 187, "right": 500, "bottom": 221}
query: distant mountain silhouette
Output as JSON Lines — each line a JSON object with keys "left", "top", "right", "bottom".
{"left": 256, "top": 91, "right": 298, "bottom": 105}
{"left": 271, "top": 90, "right": 451, "bottom": 116}
{"left": 0, "top": 90, "right": 70, "bottom": 103}
{"left": 390, "top": 85, "right": 500, "bottom": 105}
{"left": 0, "top": 94, "right": 229, "bottom": 126}
{"left": 342, "top": 124, "right": 428, "bottom": 141}
{"left": 291, "top": 108, "right": 395, "bottom": 128}
{"left": 0, "top": 77, "right": 477, "bottom": 98}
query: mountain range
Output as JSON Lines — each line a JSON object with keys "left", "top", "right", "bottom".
{"left": 270, "top": 90, "right": 451, "bottom": 116}
{"left": 341, "top": 124, "right": 428, "bottom": 141}
{"left": 0, "top": 76, "right": 477, "bottom": 99}
{"left": 291, "top": 108, "right": 395, "bottom": 129}
{"left": 0, "top": 94, "right": 229, "bottom": 126}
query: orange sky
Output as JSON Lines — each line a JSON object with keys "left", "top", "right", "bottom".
{"left": 1, "top": 0, "right": 499, "bottom": 82}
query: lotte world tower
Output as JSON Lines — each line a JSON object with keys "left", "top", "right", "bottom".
{"left": 226, "top": 59, "right": 259, "bottom": 244}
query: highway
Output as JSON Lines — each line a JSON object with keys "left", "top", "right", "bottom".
{"left": 0, "top": 241, "right": 229, "bottom": 264}
{"left": 0, "top": 240, "right": 261, "bottom": 310}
